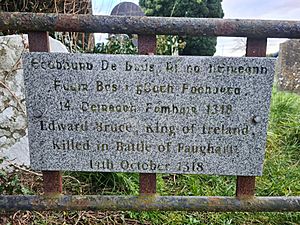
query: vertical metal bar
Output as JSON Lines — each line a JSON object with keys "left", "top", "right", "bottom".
{"left": 28, "top": 32, "right": 63, "bottom": 194}
{"left": 42, "top": 171, "right": 63, "bottom": 194}
{"left": 28, "top": 32, "right": 50, "bottom": 52}
{"left": 138, "top": 35, "right": 157, "bottom": 194}
{"left": 245, "top": 38, "right": 267, "bottom": 57}
{"left": 236, "top": 176, "right": 256, "bottom": 198}
{"left": 236, "top": 38, "right": 267, "bottom": 198}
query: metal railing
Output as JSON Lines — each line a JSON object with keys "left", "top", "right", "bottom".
{"left": 1, "top": 12, "right": 300, "bottom": 38}
{"left": 0, "top": 12, "right": 299, "bottom": 212}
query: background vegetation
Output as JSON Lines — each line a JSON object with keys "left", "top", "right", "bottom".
{"left": 139, "top": 0, "right": 224, "bottom": 56}
{"left": 0, "top": 0, "right": 94, "bottom": 52}
{"left": 1, "top": 87, "right": 299, "bottom": 224}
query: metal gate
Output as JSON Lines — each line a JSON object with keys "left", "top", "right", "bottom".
{"left": 0, "top": 12, "right": 299, "bottom": 212}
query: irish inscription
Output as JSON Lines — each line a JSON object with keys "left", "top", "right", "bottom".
{"left": 23, "top": 53, "right": 275, "bottom": 176}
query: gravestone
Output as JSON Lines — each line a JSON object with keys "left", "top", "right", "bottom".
{"left": 111, "top": 2, "right": 144, "bottom": 16}
{"left": 276, "top": 39, "right": 300, "bottom": 94}
{"left": 23, "top": 53, "right": 275, "bottom": 176}
{"left": 110, "top": 2, "right": 144, "bottom": 47}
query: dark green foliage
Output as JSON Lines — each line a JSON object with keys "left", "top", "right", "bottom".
{"left": 139, "top": 0, "right": 224, "bottom": 55}
{"left": 140, "top": 0, "right": 223, "bottom": 18}
{"left": 180, "top": 36, "right": 217, "bottom": 56}
{"left": 94, "top": 35, "right": 138, "bottom": 55}
{"left": 0, "top": 158, "right": 32, "bottom": 195}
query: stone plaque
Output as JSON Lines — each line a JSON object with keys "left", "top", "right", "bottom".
{"left": 23, "top": 53, "right": 275, "bottom": 176}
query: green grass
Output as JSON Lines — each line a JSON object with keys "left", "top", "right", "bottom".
{"left": 1, "top": 88, "right": 299, "bottom": 224}
{"left": 61, "top": 88, "right": 300, "bottom": 224}
{"left": 258, "top": 89, "right": 300, "bottom": 197}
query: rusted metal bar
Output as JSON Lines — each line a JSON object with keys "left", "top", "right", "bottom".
{"left": 236, "top": 176, "right": 256, "bottom": 198}
{"left": 236, "top": 38, "right": 267, "bottom": 198}
{"left": 139, "top": 173, "right": 156, "bottom": 194}
{"left": 138, "top": 35, "right": 156, "bottom": 55}
{"left": 2, "top": 12, "right": 300, "bottom": 38}
{"left": 42, "top": 171, "right": 63, "bottom": 194}
{"left": 28, "top": 32, "right": 50, "bottom": 52}
{"left": 245, "top": 38, "right": 268, "bottom": 57}
{"left": 138, "top": 34, "right": 157, "bottom": 195}
{"left": 28, "top": 32, "right": 63, "bottom": 195}
{"left": 0, "top": 195, "right": 299, "bottom": 212}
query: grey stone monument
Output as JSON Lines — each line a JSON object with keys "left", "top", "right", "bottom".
{"left": 276, "top": 39, "right": 300, "bottom": 94}
{"left": 23, "top": 53, "right": 275, "bottom": 176}
{"left": 110, "top": 2, "right": 144, "bottom": 47}
{"left": 111, "top": 2, "right": 144, "bottom": 16}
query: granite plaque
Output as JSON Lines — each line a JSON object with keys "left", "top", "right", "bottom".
{"left": 23, "top": 53, "right": 275, "bottom": 176}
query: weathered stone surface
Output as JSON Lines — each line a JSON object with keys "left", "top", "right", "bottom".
{"left": 276, "top": 39, "right": 300, "bottom": 94}
{"left": 0, "top": 137, "right": 30, "bottom": 169}
{"left": 0, "top": 35, "right": 68, "bottom": 169}
{"left": 0, "top": 35, "right": 27, "bottom": 150}
{"left": 111, "top": 2, "right": 144, "bottom": 16}
{"left": 23, "top": 53, "right": 275, "bottom": 176}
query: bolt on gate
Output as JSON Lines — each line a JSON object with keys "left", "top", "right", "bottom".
{"left": 0, "top": 12, "right": 300, "bottom": 212}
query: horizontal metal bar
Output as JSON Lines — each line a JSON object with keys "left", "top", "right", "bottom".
{"left": 1, "top": 12, "right": 300, "bottom": 38}
{"left": 0, "top": 195, "right": 299, "bottom": 212}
